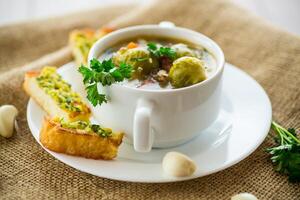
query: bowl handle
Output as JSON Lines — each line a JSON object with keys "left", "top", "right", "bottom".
{"left": 133, "top": 99, "right": 154, "bottom": 152}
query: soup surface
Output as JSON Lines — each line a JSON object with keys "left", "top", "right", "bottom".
{"left": 99, "top": 36, "right": 217, "bottom": 90}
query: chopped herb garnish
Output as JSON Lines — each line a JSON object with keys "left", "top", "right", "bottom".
{"left": 147, "top": 42, "right": 157, "bottom": 51}
{"left": 267, "top": 121, "right": 300, "bottom": 182}
{"left": 79, "top": 58, "right": 133, "bottom": 106}
{"left": 36, "top": 67, "right": 87, "bottom": 113}
{"left": 147, "top": 42, "right": 176, "bottom": 59}
{"left": 59, "top": 118, "right": 112, "bottom": 137}
{"left": 85, "top": 83, "right": 107, "bottom": 107}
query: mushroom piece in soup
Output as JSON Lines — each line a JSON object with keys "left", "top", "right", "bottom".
{"left": 99, "top": 37, "right": 217, "bottom": 89}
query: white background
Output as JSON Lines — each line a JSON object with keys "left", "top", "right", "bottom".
{"left": 0, "top": 0, "right": 299, "bottom": 35}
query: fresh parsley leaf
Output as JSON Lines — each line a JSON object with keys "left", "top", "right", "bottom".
{"left": 267, "top": 121, "right": 300, "bottom": 182}
{"left": 118, "top": 62, "right": 133, "bottom": 79}
{"left": 109, "top": 62, "right": 133, "bottom": 82}
{"left": 90, "top": 58, "right": 103, "bottom": 72}
{"left": 78, "top": 58, "right": 133, "bottom": 106}
{"left": 158, "top": 47, "right": 176, "bottom": 59}
{"left": 147, "top": 42, "right": 157, "bottom": 51}
{"left": 110, "top": 68, "right": 123, "bottom": 82}
{"left": 78, "top": 65, "right": 94, "bottom": 84}
{"left": 147, "top": 43, "right": 160, "bottom": 57}
{"left": 102, "top": 59, "right": 115, "bottom": 72}
{"left": 98, "top": 72, "right": 115, "bottom": 86}
{"left": 86, "top": 83, "right": 107, "bottom": 106}
{"left": 90, "top": 58, "right": 115, "bottom": 72}
{"left": 147, "top": 42, "right": 177, "bottom": 60}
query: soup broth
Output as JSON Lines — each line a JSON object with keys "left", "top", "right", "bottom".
{"left": 99, "top": 36, "right": 217, "bottom": 90}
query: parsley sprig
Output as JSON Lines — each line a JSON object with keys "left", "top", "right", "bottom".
{"left": 267, "top": 121, "right": 300, "bottom": 182}
{"left": 147, "top": 42, "right": 176, "bottom": 59}
{"left": 78, "top": 58, "right": 132, "bottom": 106}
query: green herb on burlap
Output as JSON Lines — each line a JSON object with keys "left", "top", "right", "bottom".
{"left": 267, "top": 121, "right": 300, "bottom": 182}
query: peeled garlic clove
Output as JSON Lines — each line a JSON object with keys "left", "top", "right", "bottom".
{"left": 162, "top": 151, "right": 196, "bottom": 177}
{"left": 231, "top": 193, "right": 258, "bottom": 200}
{"left": 0, "top": 105, "right": 19, "bottom": 138}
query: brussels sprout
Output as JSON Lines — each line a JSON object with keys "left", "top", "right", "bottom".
{"left": 171, "top": 43, "right": 196, "bottom": 58}
{"left": 112, "top": 47, "right": 158, "bottom": 79}
{"left": 169, "top": 56, "right": 206, "bottom": 88}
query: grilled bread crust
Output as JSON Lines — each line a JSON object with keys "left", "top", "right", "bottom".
{"left": 40, "top": 118, "right": 124, "bottom": 160}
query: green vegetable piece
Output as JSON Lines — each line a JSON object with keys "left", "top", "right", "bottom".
{"left": 169, "top": 56, "right": 206, "bottom": 88}
{"left": 113, "top": 47, "right": 158, "bottom": 79}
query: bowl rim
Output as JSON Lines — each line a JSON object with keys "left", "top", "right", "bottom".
{"left": 88, "top": 24, "right": 225, "bottom": 93}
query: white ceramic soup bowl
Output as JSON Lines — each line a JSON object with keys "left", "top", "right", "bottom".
{"left": 88, "top": 23, "right": 225, "bottom": 152}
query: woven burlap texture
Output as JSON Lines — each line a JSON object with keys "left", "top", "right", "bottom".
{"left": 0, "top": 0, "right": 299, "bottom": 199}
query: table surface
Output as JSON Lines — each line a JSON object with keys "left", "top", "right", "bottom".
{"left": 0, "top": 0, "right": 299, "bottom": 36}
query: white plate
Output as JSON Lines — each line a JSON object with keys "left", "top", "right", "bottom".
{"left": 27, "top": 62, "right": 272, "bottom": 183}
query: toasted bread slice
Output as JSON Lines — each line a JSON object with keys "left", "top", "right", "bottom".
{"left": 40, "top": 118, "right": 123, "bottom": 160}
{"left": 69, "top": 27, "right": 114, "bottom": 65}
{"left": 23, "top": 67, "right": 91, "bottom": 122}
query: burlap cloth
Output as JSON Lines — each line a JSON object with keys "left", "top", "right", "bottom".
{"left": 0, "top": 0, "right": 299, "bottom": 199}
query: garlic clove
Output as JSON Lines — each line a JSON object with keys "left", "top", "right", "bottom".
{"left": 0, "top": 105, "right": 19, "bottom": 138}
{"left": 162, "top": 151, "right": 197, "bottom": 177}
{"left": 231, "top": 193, "right": 258, "bottom": 200}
